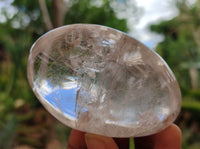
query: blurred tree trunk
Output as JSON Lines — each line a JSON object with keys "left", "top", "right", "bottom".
{"left": 189, "top": 67, "right": 199, "bottom": 90}
{"left": 39, "top": 0, "right": 68, "bottom": 30}
{"left": 39, "top": 0, "right": 53, "bottom": 30}
{"left": 53, "top": 0, "right": 68, "bottom": 27}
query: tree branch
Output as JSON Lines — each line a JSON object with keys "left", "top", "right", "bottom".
{"left": 39, "top": 0, "right": 53, "bottom": 30}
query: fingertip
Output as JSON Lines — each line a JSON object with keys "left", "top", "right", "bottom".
{"left": 154, "top": 124, "right": 182, "bottom": 149}
{"left": 67, "top": 129, "right": 86, "bottom": 149}
{"left": 134, "top": 124, "right": 182, "bottom": 149}
{"left": 85, "top": 133, "right": 118, "bottom": 149}
{"left": 171, "top": 123, "right": 182, "bottom": 139}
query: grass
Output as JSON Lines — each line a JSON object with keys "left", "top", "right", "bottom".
{"left": 129, "top": 138, "right": 135, "bottom": 149}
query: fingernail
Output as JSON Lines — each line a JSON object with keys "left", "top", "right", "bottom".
{"left": 85, "top": 133, "right": 107, "bottom": 149}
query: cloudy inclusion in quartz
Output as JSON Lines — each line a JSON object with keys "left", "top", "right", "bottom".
{"left": 27, "top": 24, "right": 181, "bottom": 137}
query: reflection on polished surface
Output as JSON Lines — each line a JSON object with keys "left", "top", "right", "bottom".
{"left": 27, "top": 24, "right": 182, "bottom": 137}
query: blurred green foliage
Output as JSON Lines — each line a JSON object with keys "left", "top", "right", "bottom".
{"left": 151, "top": 0, "right": 200, "bottom": 148}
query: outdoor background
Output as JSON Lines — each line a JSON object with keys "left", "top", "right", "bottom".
{"left": 0, "top": 0, "right": 200, "bottom": 149}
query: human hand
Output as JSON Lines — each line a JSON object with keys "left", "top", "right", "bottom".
{"left": 67, "top": 124, "right": 181, "bottom": 149}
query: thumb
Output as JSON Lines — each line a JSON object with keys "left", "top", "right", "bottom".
{"left": 85, "top": 133, "right": 119, "bottom": 149}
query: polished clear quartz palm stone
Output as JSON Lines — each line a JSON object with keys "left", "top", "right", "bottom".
{"left": 27, "top": 24, "right": 181, "bottom": 137}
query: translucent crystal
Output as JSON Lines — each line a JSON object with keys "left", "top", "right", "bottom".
{"left": 27, "top": 24, "right": 181, "bottom": 137}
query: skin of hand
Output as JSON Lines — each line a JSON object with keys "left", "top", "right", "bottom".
{"left": 67, "top": 124, "right": 182, "bottom": 149}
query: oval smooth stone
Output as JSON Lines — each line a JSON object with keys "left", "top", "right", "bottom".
{"left": 27, "top": 24, "right": 181, "bottom": 137}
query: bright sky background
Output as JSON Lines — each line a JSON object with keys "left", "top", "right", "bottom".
{"left": 129, "top": 0, "right": 179, "bottom": 48}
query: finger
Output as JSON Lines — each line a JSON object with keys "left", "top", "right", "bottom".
{"left": 113, "top": 138, "right": 129, "bottom": 149}
{"left": 153, "top": 124, "right": 182, "bottom": 149}
{"left": 134, "top": 124, "right": 182, "bottom": 149}
{"left": 67, "top": 129, "right": 87, "bottom": 149}
{"left": 85, "top": 133, "right": 119, "bottom": 149}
